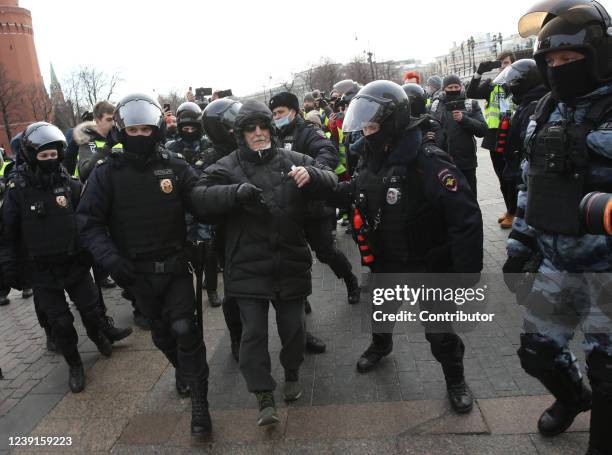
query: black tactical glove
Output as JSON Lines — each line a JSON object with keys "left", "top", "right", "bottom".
{"left": 236, "top": 183, "right": 263, "bottom": 205}
{"left": 502, "top": 256, "right": 529, "bottom": 293}
{"left": 109, "top": 258, "right": 136, "bottom": 288}
{"left": 477, "top": 60, "right": 500, "bottom": 75}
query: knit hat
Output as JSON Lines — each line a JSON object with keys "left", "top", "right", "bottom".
{"left": 443, "top": 74, "right": 462, "bottom": 88}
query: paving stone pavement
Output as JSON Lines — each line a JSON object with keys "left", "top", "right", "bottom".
{"left": 0, "top": 147, "right": 591, "bottom": 454}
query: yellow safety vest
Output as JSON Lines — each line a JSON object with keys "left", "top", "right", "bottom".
{"left": 0, "top": 160, "right": 10, "bottom": 176}
{"left": 485, "top": 85, "right": 514, "bottom": 129}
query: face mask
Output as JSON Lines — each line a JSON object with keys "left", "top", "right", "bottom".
{"left": 274, "top": 114, "right": 291, "bottom": 129}
{"left": 364, "top": 129, "right": 388, "bottom": 153}
{"left": 166, "top": 126, "right": 177, "bottom": 136}
{"left": 547, "top": 59, "right": 599, "bottom": 104}
{"left": 304, "top": 106, "right": 314, "bottom": 113}
{"left": 36, "top": 158, "right": 60, "bottom": 174}
{"left": 122, "top": 134, "right": 157, "bottom": 156}
{"left": 181, "top": 130, "right": 201, "bottom": 143}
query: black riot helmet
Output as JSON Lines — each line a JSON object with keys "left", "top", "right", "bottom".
{"left": 113, "top": 93, "right": 165, "bottom": 141}
{"left": 518, "top": 0, "right": 612, "bottom": 84}
{"left": 342, "top": 80, "right": 411, "bottom": 136}
{"left": 20, "top": 122, "right": 67, "bottom": 165}
{"left": 176, "top": 101, "right": 203, "bottom": 141}
{"left": 176, "top": 102, "right": 202, "bottom": 128}
{"left": 202, "top": 99, "right": 242, "bottom": 149}
{"left": 233, "top": 100, "right": 274, "bottom": 149}
{"left": 401, "top": 83, "right": 427, "bottom": 116}
{"left": 493, "top": 59, "right": 543, "bottom": 98}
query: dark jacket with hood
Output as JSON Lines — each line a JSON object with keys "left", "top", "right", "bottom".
{"left": 428, "top": 92, "right": 487, "bottom": 170}
{"left": 191, "top": 100, "right": 337, "bottom": 300}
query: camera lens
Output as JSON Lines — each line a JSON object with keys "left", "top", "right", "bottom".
{"left": 579, "top": 192, "right": 612, "bottom": 235}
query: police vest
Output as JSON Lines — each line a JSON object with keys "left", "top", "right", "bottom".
{"left": 108, "top": 156, "right": 186, "bottom": 260}
{"left": 525, "top": 92, "right": 612, "bottom": 236}
{"left": 485, "top": 85, "right": 514, "bottom": 129}
{"left": 19, "top": 180, "right": 78, "bottom": 259}
{"left": 0, "top": 160, "right": 11, "bottom": 176}
{"left": 355, "top": 164, "right": 447, "bottom": 264}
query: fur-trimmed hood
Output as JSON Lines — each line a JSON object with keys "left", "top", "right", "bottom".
{"left": 72, "top": 121, "right": 104, "bottom": 146}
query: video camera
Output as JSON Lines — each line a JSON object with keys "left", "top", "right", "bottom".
{"left": 579, "top": 192, "right": 612, "bottom": 235}
{"left": 195, "top": 87, "right": 212, "bottom": 102}
{"left": 445, "top": 99, "right": 466, "bottom": 112}
{"left": 215, "top": 89, "right": 233, "bottom": 99}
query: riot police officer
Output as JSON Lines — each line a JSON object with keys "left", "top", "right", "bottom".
{"left": 167, "top": 101, "right": 222, "bottom": 308}
{"left": 201, "top": 98, "right": 243, "bottom": 361}
{"left": 330, "top": 80, "right": 483, "bottom": 414}
{"left": 402, "top": 83, "right": 446, "bottom": 149}
{"left": 76, "top": 93, "right": 211, "bottom": 439}
{"left": 505, "top": 2, "right": 612, "bottom": 453}
{"left": 0, "top": 122, "right": 121, "bottom": 393}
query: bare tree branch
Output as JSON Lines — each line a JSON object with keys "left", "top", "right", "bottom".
{"left": 0, "top": 64, "right": 24, "bottom": 141}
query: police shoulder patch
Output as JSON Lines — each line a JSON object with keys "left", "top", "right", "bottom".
{"left": 437, "top": 168, "right": 458, "bottom": 192}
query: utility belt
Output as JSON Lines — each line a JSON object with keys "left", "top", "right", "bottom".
{"left": 132, "top": 251, "right": 188, "bottom": 274}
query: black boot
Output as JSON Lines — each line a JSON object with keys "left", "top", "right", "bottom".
{"left": 65, "top": 350, "right": 85, "bottom": 393}
{"left": 357, "top": 334, "right": 392, "bottom": 373}
{"left": 344, "top": 273, "right": 360, "bottom": 305}
{"left": 306, "top": 331, "right": 326, "bottom": 354}
{"left": 207, "top": 290, "right": 222, "bottom": 308}
{"left": 190, "top": 381, "right": 212, "bottom": 439}
{"left": 0, "top": 295, "right": 9, "bottom": 306}
{"left": 176, "top": 369, "right": 190, "bottom": 398}
{"left": 91, "top": 332, "right": 113, "bottom": 357}
{"left": 537, "top": 382, "right": 591, "bottom": 436}
{"left": 101, "top": 316, "right": 133, "bottom": 343}
{"left": 442, "top": 361, "right": 473, "bottom": 414}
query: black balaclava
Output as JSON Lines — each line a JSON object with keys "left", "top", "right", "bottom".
{"left": 547, "top": 59, "right": 599, "bottom": 105}
{"left": 122, "top": 133, "right": 158, "bottom": 168}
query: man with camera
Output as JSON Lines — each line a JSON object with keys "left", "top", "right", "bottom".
{"left": 428, "top": 75, "right": 487, "bottom": 197}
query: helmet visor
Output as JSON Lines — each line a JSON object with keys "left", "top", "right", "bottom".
{"left": 518, "top": 0, "right": 606, "bottom": 37}
{"left": 220, "top": 101, "right": 242, "bottom": 129}
{"left": 342, "top": 96, "right": 389, "bottom": 132}
{"left": 26, "top": 124, "right": 67, "bottom": 151}
{"left": 115, "top": 98, "right": 163, "bottom": 130}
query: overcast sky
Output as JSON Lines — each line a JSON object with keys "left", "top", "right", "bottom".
{"left": 19, "top": 0, "right": 586, "bottom": 98}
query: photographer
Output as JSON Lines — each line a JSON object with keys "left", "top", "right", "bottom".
{"left": 429, "top": 75, "right": 487, "bottom": 197}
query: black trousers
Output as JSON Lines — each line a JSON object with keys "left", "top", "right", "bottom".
{"left": 305, "top": 215, "right": 352, "bottom": 280}
{"left": 128, "top": 270, "right": 209, "bottom": 383}
{"left": 236, "top": 297, "right": 305, "bottom": 392}
{"left": 203, "top": 240, "right": 218, "bottom": 292}
{"left": 222, "top": 297, "right": 242, "bottom": 342}
{"left": 489, "top": 150, "right": 515, "bottom": 212}
{"left": 460, "top": 168, "right": 478, "bottom": 199}
{"left": 33, "top": 272, "right": 102, "bottom": 366}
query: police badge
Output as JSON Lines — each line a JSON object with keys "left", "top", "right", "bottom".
{"left": 386, "top": 188, "right": 401, "bottom": 205}
{"left": 56, "top": 195, "right": 68, "bottom": 207}
{"left": 160, "top": 179, "right": 173, "bottom": 194}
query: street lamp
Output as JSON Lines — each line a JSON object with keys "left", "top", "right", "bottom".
{"left": 460, "top": 41, "right": 466, "bottom": 75}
